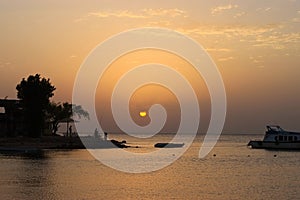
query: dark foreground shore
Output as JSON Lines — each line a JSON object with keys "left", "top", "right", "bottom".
{"left": 0, "top": 136, "right": 131, "bottom": 153}
{"left": 0, "top": 136, "right": 86, "bottom": 150}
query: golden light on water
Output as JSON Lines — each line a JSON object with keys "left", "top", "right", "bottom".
{"left": 139, "top": 111, "right": 147, "bottom": 117}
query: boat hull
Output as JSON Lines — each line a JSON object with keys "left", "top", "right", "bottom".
{"left": 248, "top": 140, "right": 300, "bottom": 150}
{"left": 154, "top": 143, "right": 184, "bottom": 148}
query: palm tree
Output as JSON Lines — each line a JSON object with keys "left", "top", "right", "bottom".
{"left": 46, "top": 102, "right": 89, "bottom": 136}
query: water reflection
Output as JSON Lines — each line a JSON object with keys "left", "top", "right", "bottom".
{"left": 0, "top": 152, "right": 56, "bottom": 199}
{"left": 0, "top": 135, "right": 300, "bottom": 200}
{"left": 0, "top": 150, "right": 46, "bottom": 159}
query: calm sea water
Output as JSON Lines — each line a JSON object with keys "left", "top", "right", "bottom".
{"left": 0, "top": 134, "right": 299, "bottom": 200}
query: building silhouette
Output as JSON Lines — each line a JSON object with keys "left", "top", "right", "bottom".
{"left": 0, "top": 99, "right": 25, "bottom": 137}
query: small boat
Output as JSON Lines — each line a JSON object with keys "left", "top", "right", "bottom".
{"left": 154, "top": 143, "right": 184, "bottom": 148}
{"left": 80, "top": 137, "right": 129, "bottom": 149}
{"left": 110, "top": 139, "right": 128, "bottom": 148}
{"left": 248, "top": 125, "right": 300, "bottom": 150}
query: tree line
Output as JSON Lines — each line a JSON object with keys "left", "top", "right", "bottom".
{"left": 16, "top": 74, "right": 89, "bottom": 137}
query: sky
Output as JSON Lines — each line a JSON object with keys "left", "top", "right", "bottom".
{"left": 0, "top": 0, "right": 300, "bottom": 134}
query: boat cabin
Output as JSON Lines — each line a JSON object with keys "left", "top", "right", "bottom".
{"left": 263, "top": 125, "right": 300, "bottom": 142}
{"left": 274, "top": 135, "right": 298, "bottom": 142}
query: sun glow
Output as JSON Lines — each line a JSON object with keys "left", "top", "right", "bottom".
{"left": 139, "top": 111, "right": 147, "bottom": 117}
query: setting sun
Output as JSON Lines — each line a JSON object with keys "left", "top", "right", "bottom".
{"left": 139, "top": 111, "right": 147, "bottom": 117}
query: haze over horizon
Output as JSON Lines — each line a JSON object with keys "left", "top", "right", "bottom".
{"left": 0, "top": 0, "right": 300, "bottom": 134}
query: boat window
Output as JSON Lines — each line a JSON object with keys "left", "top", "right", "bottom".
{"left": 294, "top": 136, "right": 298, "bottom": 141}
{"left": 275, "top": 136, "right": 278, "bottom": 141}
{"left": 288, "top": 136, "right": 293, "bottom": 141}
{"left": 284, "top": 136, "right": 288, "bottom": 141}
{"left": 279, "top": 135, "right": 283, "bottom": 141}
{"left": 0, "top": 107, "right": 5, "bottom": 114}
{"left": 267, "top": 126, "right": 283, "bottom": 132}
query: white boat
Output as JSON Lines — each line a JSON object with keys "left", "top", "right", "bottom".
{"left": 248, "top": 125, "right": 300, "bottom": 149}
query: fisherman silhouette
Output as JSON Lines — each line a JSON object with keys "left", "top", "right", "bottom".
{"left": 69, "top": 125, "right": 72, "bottom": 137}
{"left": 94, "top": 128, "right": 99, "bottom": 138}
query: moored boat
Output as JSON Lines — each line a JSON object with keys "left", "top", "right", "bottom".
{"left": 248, "top": 125, "right": 300, "bottom": 150}
{"left": 154, "top": 143, "right": 184, "bottom": 148}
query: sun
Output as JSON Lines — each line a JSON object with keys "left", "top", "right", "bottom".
{"left": 139, "top": 111, "right": 147, "bottom": 117}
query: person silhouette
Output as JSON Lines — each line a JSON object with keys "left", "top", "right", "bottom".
{"left": 94, "top": 128, "right": 99, "bottom": 138}
{"left": 69, "top": 125, "right": 72, "bottom": 137}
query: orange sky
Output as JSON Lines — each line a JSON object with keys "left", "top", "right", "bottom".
{"left": 0, "top": 0, "right": 300, "bottom": 133}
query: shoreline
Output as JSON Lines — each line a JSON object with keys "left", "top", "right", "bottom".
{"left": 0, "top": 136, "right": 86, "bottom": 150}
{"left": 0, "top": 136, "right": 129, "bottom": 150}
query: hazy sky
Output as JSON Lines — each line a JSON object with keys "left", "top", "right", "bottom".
{"left": 0, "top": 0, "right": 300, "bottom": 133}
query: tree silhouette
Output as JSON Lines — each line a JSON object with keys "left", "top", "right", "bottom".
{"left": 46, "top": 102, "right": 89, "bottom": 135}
{"left": 16, "top": 74, "right": 56, "bottom": 137}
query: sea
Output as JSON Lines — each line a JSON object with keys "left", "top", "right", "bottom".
{"left": 0, "top": 134, "right": 299, "bottom": 200}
